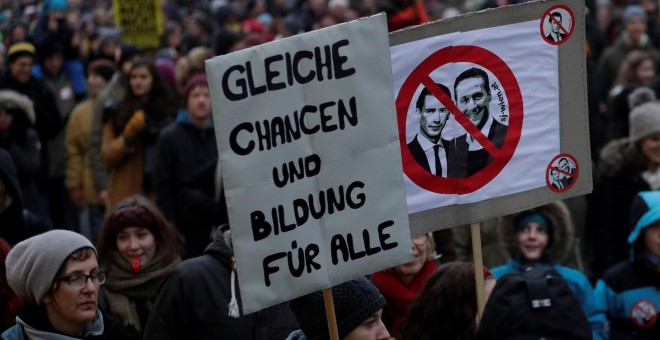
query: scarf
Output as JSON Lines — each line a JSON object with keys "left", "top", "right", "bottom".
{"left": 12, "top": 302, "right": 104, "bottom": 339}
{"left": 642, "top": 167, "right": 660, "bottom": 190}
{"left": 103, "top": 250, "right": 180, "bottom": 333}
{"left": 371, "top": 260, "right": 437, "bottom": 336}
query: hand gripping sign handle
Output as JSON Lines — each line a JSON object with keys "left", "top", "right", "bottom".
{"left": 471, "top": 223, "right": 486, "bottom": 319}
{"left": 323, "top": 288, "right": 340, "bottom": 340}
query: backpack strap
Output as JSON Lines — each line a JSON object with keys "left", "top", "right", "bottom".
{"left": 525, "top": 277, "right": 552, "bottom": 309}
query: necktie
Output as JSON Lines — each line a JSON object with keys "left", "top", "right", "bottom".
{"left": 434, "top": 145, "right": 442, "bottom": 176}
{"left": 556, "top": 33, "right": 561, "bottom": 41}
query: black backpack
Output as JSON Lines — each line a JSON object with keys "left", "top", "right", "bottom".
{"left": 476, "top": 267, "right": 592, "bottom": 340}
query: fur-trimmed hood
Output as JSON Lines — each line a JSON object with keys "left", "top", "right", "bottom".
{"left": 499, "top": 200, "right": 574, "bottom": 263}
{"left": 598, "top": 138, "right": 630, "bottom": 177}
{"left": 0, "top": 90, "right": 35, "bottom": 124}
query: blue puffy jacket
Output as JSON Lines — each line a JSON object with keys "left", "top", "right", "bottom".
{"left": 595, "top": 191, "right": 660, "bottom": 339}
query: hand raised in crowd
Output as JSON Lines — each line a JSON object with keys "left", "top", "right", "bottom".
{"left": 99, "top": 190, "right": 108, "bottom": 206}
{"left": 68, "top": 185, "right": 85, "bottom": 210}
{"left": 123, "top": 109, "right": 146, "bottom": 139}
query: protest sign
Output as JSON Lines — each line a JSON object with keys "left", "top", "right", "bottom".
{"left": 113, "top": 0, "right": 162, "bottom": 49}
{"left": 390, "top": 0, "right": 590, "bottom": 234}
{"left": 207, "top": 14, "right": 411, "bottom": 314}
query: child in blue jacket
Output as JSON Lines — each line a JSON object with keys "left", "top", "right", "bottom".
{"left": 492, "top": 201, "right": 608, "bottom": 339}
{"left": 596, "top": 191, "right": 660, "bottom": 339}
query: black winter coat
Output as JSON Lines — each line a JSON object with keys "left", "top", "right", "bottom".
{"left": 592, "top": 139, "right": 651, "bottom": 277}
{"left": 154, "top": 113, "right": 222, "bottom": 258}
{"left": 0, "top": 149, "right": 49, "bottom": 246}
{"left": 0, "top": 72, "right": 62, "bottom": 142}
{"left": 143, "top": 227, "right": 299, "bottom": 340}
{"left": 154, "top": 113, "right": 217, "bottom": 219}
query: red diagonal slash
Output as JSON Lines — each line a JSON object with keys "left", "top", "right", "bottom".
{"left": 551, "top": 167, "right": 573, "bottom": 178}
{"left": 421, "top": 76, "right": 500, "bottom": 157}
{"left": 548, "top": 13, "right": 569, "bottom": 35}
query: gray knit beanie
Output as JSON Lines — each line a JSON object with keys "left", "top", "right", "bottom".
{"left": 5, "top": 230, "right": 95, "bottom": 305}
{"left": 629, "top": 101, "right": 660, "bottom": 145}
{"left": 289, "top": 277, "right": 386, "bottom": 340}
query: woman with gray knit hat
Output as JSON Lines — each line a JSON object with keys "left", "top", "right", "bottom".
{"left": 592, "top": 101, "right": 660, "bottom": 277}
{"left": 1, "top": 229, "right": 138, "bottom": 339}
{"left": 287, "top": 277, "right": 390, "bottom": 340}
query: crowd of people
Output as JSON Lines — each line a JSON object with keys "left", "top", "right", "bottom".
{"left": 0, "top": 0, "right": 659, "bottom": 339}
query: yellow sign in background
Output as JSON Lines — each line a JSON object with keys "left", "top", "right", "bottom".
{"left": 113, "top": 0, "right": 163, "bottom": 49}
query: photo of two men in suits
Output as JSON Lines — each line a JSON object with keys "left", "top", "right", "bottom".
{"left": 407, "top": 67, "right": 508, "bottom": 179}
{"left": 549, "top": 157, "right": 576, "bottom": 189}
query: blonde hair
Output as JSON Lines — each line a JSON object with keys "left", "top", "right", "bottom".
{"left": 175, "top": 47, "right": 213, "bottom": 94}
{"left": 425, "top": 232, "right": 437, "bottom": 260}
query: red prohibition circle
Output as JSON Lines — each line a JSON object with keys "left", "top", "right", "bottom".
{"left": 397, "top": 45, "right": 523, "bottom": 195}
{"left": 540, "top": 5, "right": 575, "bottom": 45}
{"left": 545, "top": 153, "right": 579, "bottom": 193}
{"left": 630, "top": 300, "right": 658, "bottom": 328}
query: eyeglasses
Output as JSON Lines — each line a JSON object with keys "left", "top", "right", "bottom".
{"left": 57, "top": 270, "right": 106, "bottom": 290}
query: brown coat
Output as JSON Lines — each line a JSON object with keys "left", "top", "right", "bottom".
{"left": 101, "top": 122, "right": 143, "bottom": 211}
{"left": 65, "top": 100, "right": 100, "bottom": 205}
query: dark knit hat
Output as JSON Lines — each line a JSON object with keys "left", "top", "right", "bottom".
{"left": 7, "top": 42, "right": 35, "bottom": 64}
{"left": 105, "top": 205, "right": 158, "bottom": 236}
{"left": 183, "top": 73, "right": 208, "bottom": 103}
{"left": 118, "top": 44, "right": 140, "bottom": 67}
{"left": 282, "top": 17, "right": 302, "bottom": 36}
{"left": 36, "top": 40, "right": 64, "bottom": 62}
{"left": 289, "top": 277, "right": 386, "bottom": 340}
{"left": 88, "top": 59, "right": 117, "bottom": 82}
{"left": 629, "top": 101, "right": 660, "bottom": 145}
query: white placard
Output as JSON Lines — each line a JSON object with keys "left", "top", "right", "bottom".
{"left": 394, "top": 20, "right": 559, "bottom": 212}
{"left": 207, "top": 14, "right": 412, "bottom": 314}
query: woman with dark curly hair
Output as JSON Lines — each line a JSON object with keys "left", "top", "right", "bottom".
{"left": 96, "top": 195, "right": 183, "bottom": 334}
{"left": 101, "top": 59, "right": 177, "bottom": 210}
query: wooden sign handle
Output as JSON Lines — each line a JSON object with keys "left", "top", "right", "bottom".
{"left": 323, "top": 288, "right": 340, "bottom": 340}
{"left": 471, "top": 223, "right": 486, "bottom": 318}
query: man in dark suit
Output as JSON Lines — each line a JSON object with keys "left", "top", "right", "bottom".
{"left": 558, "top": 157, "right": 575, "bottom": 187}
{"left": 546, "top": 12, "right": 567, "bottom": 42}
{"left": 453, "top": 67, "right": 508, "bottom": 177}
{"left": 407, "top": 83, "right": 458, "bottom": 177}
{"left": 550, "top": 169, "right": 565, "bottom": 190}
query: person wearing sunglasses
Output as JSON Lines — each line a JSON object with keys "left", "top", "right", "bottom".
{"left": 1, "top": 229, "right": 138, "bottom": 339}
